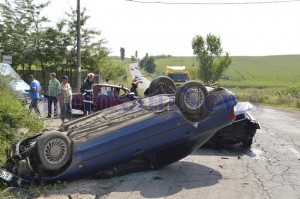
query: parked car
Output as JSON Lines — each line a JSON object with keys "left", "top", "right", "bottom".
{"left": 0, "top": 77, "right": 237, "bottom": 186}
{"left": 72, "top": 84, "right": 132, "bottom": 113}
{"left": 0, "top": 63, "right": 30, "bottom": 104}
{"left": 138, "top": 77, "right": 143, "bottom": 83}
{"left": 203, "top": 102, "right": 260, "bottom": 148}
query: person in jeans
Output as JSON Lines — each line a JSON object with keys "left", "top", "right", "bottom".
{"left": 25, "top": 74, "right": 41, "bottom": 116}
{"left": 46, "top": 72, "right": 60, "bottom": 118}
{"left": 58, "top": 75, "right": 72, "bottom": 127}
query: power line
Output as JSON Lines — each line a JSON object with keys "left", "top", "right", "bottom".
{"left": 125, "top": 0, "right": 300, "bottom": 5}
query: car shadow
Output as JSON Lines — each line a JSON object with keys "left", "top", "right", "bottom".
{"left": 198, "top": 144, "right": 257, "bottom": 158}
{"left": 41, "top": 161, "right": 222, "bottom": 198}
{"left": 129, "top": 161, "right": 222, "bottom": 198}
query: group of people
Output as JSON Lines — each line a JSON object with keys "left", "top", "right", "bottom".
{"left": 26, "top": 72, "right": 139, "bottom": 127}
{"left": 26, "top": 72, "right": 73, "bottom": 127}
{"left": 46, "top": 72, "right": 72, "bottom": 126}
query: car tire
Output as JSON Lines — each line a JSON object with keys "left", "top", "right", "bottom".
{"left": 148, "top": 76, "right": 176, "bottom": 96}
{"left": 175, "top": 81, "right": 211, "bottom": 122}
{"left": 37, "top": 131, "right": 71, "bottom": 171}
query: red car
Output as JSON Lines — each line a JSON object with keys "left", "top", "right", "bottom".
{"left": 72, "top": 84, "right": 131, "bottom": 113}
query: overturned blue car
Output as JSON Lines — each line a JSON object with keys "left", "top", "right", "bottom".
{"left": 0, "top": 77, "right": 237, "bottom": 186}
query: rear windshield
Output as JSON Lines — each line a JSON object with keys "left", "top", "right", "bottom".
{"left": 167, "top": 73, "right": 188, "bottom": 82}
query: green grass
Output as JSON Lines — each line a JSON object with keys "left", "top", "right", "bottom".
{"left": 154, "top": 55, "right": 300, "bottom": 88}
{"left": 218, "top": 55, "right": 300, "bottom": 88}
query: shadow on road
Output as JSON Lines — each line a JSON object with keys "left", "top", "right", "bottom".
{"left": 41, "top": 161, "right": 222, "bottom": 198}
{"left": 197, "top": 145, "right": 257, "bottom": 158}
{"left": 98, "top": 161, "right": 223, "bottom": 198}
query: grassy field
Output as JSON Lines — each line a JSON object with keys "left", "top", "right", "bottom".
{"left": 154, "top": 55, "right": 300, "bottom": 87}
{"left": 153, "top": 55, "right": 300, "bottom": 109}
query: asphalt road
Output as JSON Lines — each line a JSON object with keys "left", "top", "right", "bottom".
{"left": 35, "top": 68, "right": 300, "bottom": 199}
{"left": 129, "top": 63, "right": 150, "bottom": 92}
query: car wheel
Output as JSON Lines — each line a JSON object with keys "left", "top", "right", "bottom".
{"left": 148, "top": 76, "right": 176, "bottom": 96}
{"left": 175, "top": 81, "right": 211, "bottom": 122}
{"left": 37, "top": 131, "right": 71, "bottom": 171}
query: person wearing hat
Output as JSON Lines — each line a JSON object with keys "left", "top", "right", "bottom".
{"left": 80, "top": 72, "right": 95, "bottom": 115}
{"left": 58, "top": 75, "right": 72, "bottom": 126}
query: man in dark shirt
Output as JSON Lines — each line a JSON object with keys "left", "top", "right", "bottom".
{"left": 80, "top": 73, "right": 95, "bottom": 115}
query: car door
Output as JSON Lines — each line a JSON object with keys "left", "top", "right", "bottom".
{"left": 94, "top": 85, "right": 112, "bottom": 110}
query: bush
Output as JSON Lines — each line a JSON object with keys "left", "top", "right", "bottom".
{"left": 0, "top": 82, "right": 44, "bottom": 165}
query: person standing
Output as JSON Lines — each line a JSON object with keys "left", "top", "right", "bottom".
{"left": 58, "top": 75, "right": 72, "bottom": 126}
{"left": 26, "top": 74, "right": 41, "bottom": 116}
{"left": 46, "top": 72, "right": 60, "bottom": 118}
{"left": 130, "top": 78, "right": 139, "bottom": 97}
{"left": 103, "top": 78, "right": 109, "bottom": 84}
{"left": 80, "top": 73, "right": 95, "bottom": 115}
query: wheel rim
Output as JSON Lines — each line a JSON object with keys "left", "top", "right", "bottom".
{"left": 44, "top": 138, "right": 68, "bottom": 165}
{"left": 184, "top": 87, "right": 205, "bottom": 110}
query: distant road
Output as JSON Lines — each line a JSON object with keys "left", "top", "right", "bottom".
{"left": 129, "top": 63, "right": 150, "bottom": 91}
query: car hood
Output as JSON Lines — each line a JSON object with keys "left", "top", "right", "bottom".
{"left": 8, "top": 80, "right": 30, "bottom": 100}
{"left": 8, "top": 80, "right": 30, "bottom": 91}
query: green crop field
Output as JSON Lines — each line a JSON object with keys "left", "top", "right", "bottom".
{"left": 218, "top": 55, "right": 300, "bottom": 88}
{"left": 154, "top": 55, "right": 300, "bottom": 88}
{"left": 152, "top": 55, "right": 300, "bottom": 109}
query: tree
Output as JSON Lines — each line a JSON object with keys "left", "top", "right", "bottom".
{"left": 135, "top": 50, "right": 138, "bottom": 59}
{"left": 192, "top": 33, "right": 231, "bottom": 84}
{"left": 98, "top": 59, "right": 127, "bottom": 82}
{"left": 144, "top": 56, "right": 156, "bottom": 73}
{"left": 0, "top": 0, "right": 49, "bottom": 71}
{"left": 139, "top": 54, "right": 156, "bottom": 73}
{"left": 130, "top": 56, "right": 136, "bottom": 62}
{"left": 120, "top": 47, "right": 125, "bottom": 60}
{"left": 0, "top": 0, "right": 109, "bottom": 86}
{"left": 64, "top": 7, "right": 108, "bottom": 72}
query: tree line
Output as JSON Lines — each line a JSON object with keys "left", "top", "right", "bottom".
{"left": 0, "top": 0, "right": 113, "bottom": 86}
{"left": 138, "top": 33, "right": 231, "bottom": 85}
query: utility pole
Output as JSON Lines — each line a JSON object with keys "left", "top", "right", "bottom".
{"left": 77, "top": 0, "right": 81, "bottom": 89}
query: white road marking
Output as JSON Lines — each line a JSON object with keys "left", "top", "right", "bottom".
{"left": 283, "top": 141, "right": 300, "bottom": 159}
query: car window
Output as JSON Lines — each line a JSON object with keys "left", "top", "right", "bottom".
{"left": 118, "top": 88, "right": 126, "bottom": 96}
{"left": 99, "top": 86, "right": 117, "bottom": 96}
{"left": 0, "top": 63, "right": 21, "bottom": 81}
{"left": 0, "top": 63, "right": 30, "bottom": 92}
{"left": 99, "top": 86, "right": 108, "bottom": 95}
